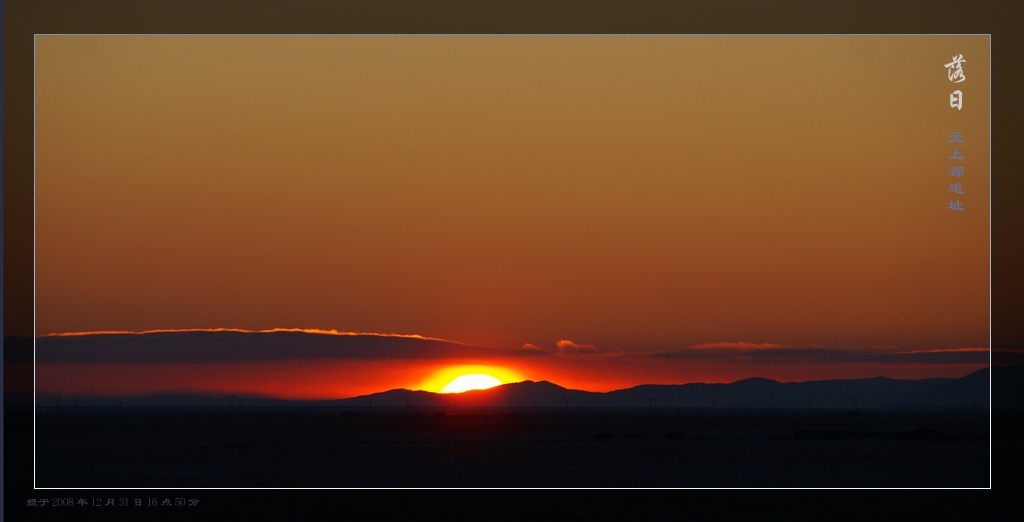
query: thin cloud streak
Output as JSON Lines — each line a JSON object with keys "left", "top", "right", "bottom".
{"left": 35, "top": 330, "right": 500, "bottom": 363}
{"left": 652, "top": 345, "right": 990, "bottom": 365}
{"left": 690, "top": 341, "right": 789, "bottom": 349}
{"left": 34, "top": 330, "right": 992, "bottom": 367}
{"left": 894, "top": 347, "right": 989, "bottom": 354}
{"left": 41, "top": 327, "right": 460, "bottom": 344}
{"left": 555, "top": 340, "right": 602, "bottom": 354}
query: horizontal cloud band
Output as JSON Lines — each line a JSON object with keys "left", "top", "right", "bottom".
{"left": 33, "top": 330, "right": 993, "bottom": 366}
{"left": 34, "top": 330, "right": 515, "bottom": 363}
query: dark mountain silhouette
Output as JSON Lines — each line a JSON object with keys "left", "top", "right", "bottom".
{"left": 333, "top": 368, "right": 991, "bottom": 411}
{"left": 35, "top": 365, "right": 1002, "bottom": 411}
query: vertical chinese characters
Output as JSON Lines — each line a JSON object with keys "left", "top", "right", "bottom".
{"left": 945, "top": 54, "right": 966, "bottom": 211}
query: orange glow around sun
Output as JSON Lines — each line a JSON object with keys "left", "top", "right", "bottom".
{"left": 417, "top": 365, "right": 524, "bottom": 393}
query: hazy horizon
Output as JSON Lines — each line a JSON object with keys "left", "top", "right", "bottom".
{"left": 31, "top": 328, "right": 989, "bottom": 399}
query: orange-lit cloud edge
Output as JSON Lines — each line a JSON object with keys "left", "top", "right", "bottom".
{"left": 40, "top": 327, "right": 463, "bottom": 344}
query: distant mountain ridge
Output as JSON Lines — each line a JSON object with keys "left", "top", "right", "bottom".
{"left": 36, "top": 365, "right": 1006, "bottom": 411}
{"left": 336, "top": 368, "right": 991, "bottom": 410}
{"left": 17, "top": 331, "right": 1016, "bottom": 410}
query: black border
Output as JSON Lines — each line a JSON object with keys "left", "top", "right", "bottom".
{"left": 5, "top": 0, "right": 1019, "bottom": 518}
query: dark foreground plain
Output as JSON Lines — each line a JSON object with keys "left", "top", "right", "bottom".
{"left": 35, "top": 407, "right": 988, "bottom": 487}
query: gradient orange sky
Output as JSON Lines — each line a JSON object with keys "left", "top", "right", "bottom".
{"left": 34, "top": 36, "right": 990, "bottom": 397}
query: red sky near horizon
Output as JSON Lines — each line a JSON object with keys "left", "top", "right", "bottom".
{"left": 33, "top": 36, "right": 990, "bottom": 399}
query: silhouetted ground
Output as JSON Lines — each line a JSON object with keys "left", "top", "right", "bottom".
{"left": 34, "top": 407, "right": 988, "bottom": 487}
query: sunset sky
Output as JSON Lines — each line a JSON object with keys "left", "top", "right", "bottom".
{"left": 34, "top": 36, "right": 991, "bottom": 398}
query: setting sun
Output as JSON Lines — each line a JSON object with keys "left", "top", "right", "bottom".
{"left": 440, "top": 374, "right": 503, "bottom": 393}
{"left": 417, "top": 364, "right": 524, "bottom": 393}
